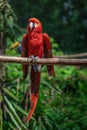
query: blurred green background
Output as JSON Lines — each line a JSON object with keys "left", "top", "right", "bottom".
{"left": 0, "top": 0, "right": 87, "bottom": 130}
{"left": 10, "top": 0, "right": 87, "bottom": 53}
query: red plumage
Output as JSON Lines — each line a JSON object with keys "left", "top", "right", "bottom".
{"left": 22, "top": 18, "right": 54, "bottom": 122}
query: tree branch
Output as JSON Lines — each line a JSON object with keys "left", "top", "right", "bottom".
{"left": 0, "top": 55, "right": 87, "bottom": 66}
{"left": 55, "top": 52, "right": 87, "bottom": 59}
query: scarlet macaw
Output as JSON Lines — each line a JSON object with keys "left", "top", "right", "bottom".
{"left": 22, "top": 18, "right": 54, "bottom": 122}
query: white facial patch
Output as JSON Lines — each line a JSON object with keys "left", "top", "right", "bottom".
{"left": 34, "top": 23, "right": 38, "bottom": 28}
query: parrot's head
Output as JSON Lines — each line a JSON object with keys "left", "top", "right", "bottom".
{"left": 27, "top": 18, "right": 42, "bottom": 33}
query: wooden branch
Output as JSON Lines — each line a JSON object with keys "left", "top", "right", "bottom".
{"left": 0, "top": 55, "right": 87, "bottom": 66}
{"left": 55, "top": 52, "right": 87, "bottom": 59}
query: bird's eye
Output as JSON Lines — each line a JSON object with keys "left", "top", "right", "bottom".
{"left": 34, "top": 23, "right": 38, "bottom": 28}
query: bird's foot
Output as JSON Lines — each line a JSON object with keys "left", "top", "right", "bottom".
{"left": 34, "top": 56, "right": 39, "bottom": 62}
{"left": 28, "top": 56, "right": 41, "bottom": 72}
{"left": 28, "top": 55, "right": 39, "bottom": 62}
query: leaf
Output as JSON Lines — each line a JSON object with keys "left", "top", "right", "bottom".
{"left": 42, "top": 80, "right": 59, "bottom": 92}
{"left": 0, "top": 95, "right": 3, "bottom": 102}
{"left": 16, "top": 78, "right": 20, "bottom": 97}
{"left": 12, "top": 102, "right": 27, "bottom": 116}
{"left": 6, "top": 106, "right": 22, "bottom": 130}
{"left": 4, "top": 96, "right": 27, "bottom": 130}
{"left": 8, "top": 122, "right": 19, "bottom": 130}
{"left": 2, "top": 87, "right": 18, "bottom": 101}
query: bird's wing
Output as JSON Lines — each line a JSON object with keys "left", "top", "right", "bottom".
{"left": 43, "top": 33, "right": 55, "bottom": 76}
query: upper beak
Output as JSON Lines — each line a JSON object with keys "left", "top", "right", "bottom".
{"left": 29, "top": 22, "right": 34, "bottom": 31}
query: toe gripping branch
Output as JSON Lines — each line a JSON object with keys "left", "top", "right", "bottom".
{"left": 28, "top": 55, "right": 39, "bottom": 62}
{"left": 28, "top": 55, "right": 41, "bottom": 72}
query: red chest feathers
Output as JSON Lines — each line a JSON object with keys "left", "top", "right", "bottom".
{"left": 28, "top": 32, "right": 44, "bottom": 57}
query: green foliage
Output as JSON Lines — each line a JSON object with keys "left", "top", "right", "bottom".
{"left": 0, "top": 0, "right": 22, "bottom": 42}
{"left": 2, "top": 37, "right": 87, "bottom": 130}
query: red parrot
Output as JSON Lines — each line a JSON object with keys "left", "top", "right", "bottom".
{"left": 22, "top": 17, "right": 54, "bottom": 122}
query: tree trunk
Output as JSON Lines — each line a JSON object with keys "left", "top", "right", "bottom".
{"left": 0, "top": 31, "right": 6, "bottom": 130}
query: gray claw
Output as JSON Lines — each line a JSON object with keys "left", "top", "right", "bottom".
{"left": 35, "top": 56, "right": 39, "bottom": 60}
{"left": 29, "top": 55, "right": 34, "bottom": 59}
{"left": 27, "top": 55, "right": 35, "bottom": 62}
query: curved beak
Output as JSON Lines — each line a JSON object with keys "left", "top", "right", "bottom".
{"left": 29, "top": 22, "right": 34, "bottom": 31}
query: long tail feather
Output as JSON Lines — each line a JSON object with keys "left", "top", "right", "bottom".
{"left": 26, "top": 66, "right": 40, "bottom": 122}
{"left": 26, "top": 94, "right": 38, "bottom": 122}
